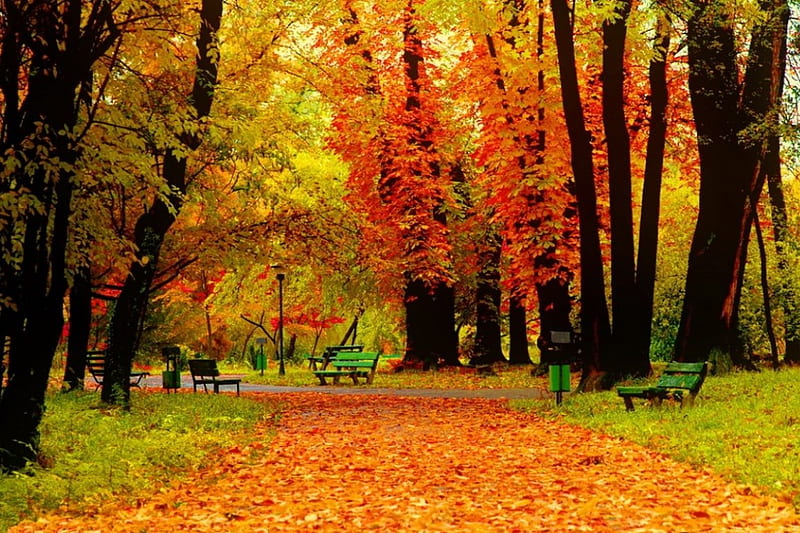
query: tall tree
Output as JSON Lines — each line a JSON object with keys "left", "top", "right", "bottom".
{"left": 634, "top": 9, "right": 671, "bottom": 367}
{"left": 675, "top": 0, "right": 790, "bottom": 365}
{"left": 395, "top": 0, "right": 459, "bottom": 368}
{"left": 550, "top": 0, "right": 612, "bottom": 388}
{"left": 102, "top": 0, "right": 223, "bottom": 406}
{"left": 602, "top": 0, "right": 647, "bottom": 375}
{"left": 0, "top": 0, "right": 122, "bottom": 471}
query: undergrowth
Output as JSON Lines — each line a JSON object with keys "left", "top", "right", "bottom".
{"left": 0, "top": 391, "right": 278, "bottom": 531}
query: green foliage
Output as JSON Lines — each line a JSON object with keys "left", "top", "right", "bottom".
{"left": 513, "top": 367, "right": 800, "bottom": 510}
{"left": 0, "top": 391, "right": 278, "bottom": 531}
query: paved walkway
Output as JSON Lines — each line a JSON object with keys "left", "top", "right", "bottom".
{"left": 143, "top": 374, "right": 552, "bottom": 400}
{"left": 12, "top": 393, "right": 800, "bottom": 532}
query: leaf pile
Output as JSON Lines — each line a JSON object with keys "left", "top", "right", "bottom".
{"left": 12, "top": 393, "right": 800, "bottom": 532}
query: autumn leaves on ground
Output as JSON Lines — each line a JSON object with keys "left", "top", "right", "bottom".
{"left": 12, "top": 393, "right": 800, "bottom": 532}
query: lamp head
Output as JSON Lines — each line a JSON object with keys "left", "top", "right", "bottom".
{"left": 270, "top": 264, "right": 285, "bottom": 281}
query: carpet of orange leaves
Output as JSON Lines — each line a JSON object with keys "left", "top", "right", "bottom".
{"left": 12, "top": 393, "right": 800, "bottom": 532}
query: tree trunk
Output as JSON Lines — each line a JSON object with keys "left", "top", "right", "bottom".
{"left": 602, "top": 0, "right": 648, "bottom": 376}
{"left": 550, "top": 0, "right": 612, "bottom": 389}
{"left": 766, "top": 138, "right": 800, "bottom": 363}
{"left": 508, "top": 295, "right": 531, "bottom": 364}
{"left": 675, "top": 0, "right": 788, "bottom": 365}
{"left": 404, "top": 279, "right": 459, "bottom": 369}
{"left": 760, "top": 3, "right": 797, "bottom": 364}
{"left": 0, "top": 0, "right": 119, "bottom": 470}
{"left": 102, "top": 0, "right": 223, "bottom": 406}
{"left": 63, "top": 266, "right": 92, "bottom": 391}
{"left": 473, "top": 231, "right": 505, "bottom": 365}
{"left": 753, "top": 208, "right": 780, "bottom": 368}
{"left": 395, "top": 1, "right": 459, "bottom": 368}
{"left": 635, "top": 12, "right": 670, "bottom": 373}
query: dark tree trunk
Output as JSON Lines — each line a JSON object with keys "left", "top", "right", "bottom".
{"left": 508, "top": 295, "right": 531, "bottom": 364}
{"left": 404, "top": 279, "right": 459, "bottom": 369}
{"left": 0, "top": 0, "right": 119, "bottom": 470}
{"left": 753, "top": 208, "right": 780, "bottom": 368}
{"left": 767, "top": 139, "right": 800, "bottom": 363}
{"left": 760, "top": 4, "right": 797, "bottom": 364}
{"left": 550, "top": 0, "right": 612, "bottom": 389}
{"left": 602, "top": 0, "right": 648, "bottom": 377}
{"left": 102, "top": 0, "right": 223, "bottom": 406}
{"left": 675, "top": 0, "right": 788, "bottom": 365}
{"left": 63, "top": 267, "right": 92, "bottom": 391}
{"left": 473, "top": 231, "right": 505, "bottom": 365}
{"left": 635, "top": 12, "right": 670, "bottom": 374}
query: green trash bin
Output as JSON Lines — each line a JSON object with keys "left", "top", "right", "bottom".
{"left": 162, "top": 346, "right": 181, "bottom": 392}
{"left": 548, "top": 363, "right": 571, "bottom": 405}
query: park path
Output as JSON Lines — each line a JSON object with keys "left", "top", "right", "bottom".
{"left": 12, "top": 393, "right": 800, "bottom": 532}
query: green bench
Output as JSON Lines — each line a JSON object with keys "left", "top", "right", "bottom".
{"left": 307, "top": 344, "right": 364, "bottom": 370}
{"left": 188, "top": 359, "right": 241, "bottom": 396}
{"left": 312, "top": 352, "right": 380, "bottom": 385}
{"left": 617, "top": 361, "right": 708, "bottom": 412}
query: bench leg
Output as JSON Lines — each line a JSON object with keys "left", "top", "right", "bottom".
{"left": 623, "top": 397, "right": 635, "bottom": 412}
{"left": 650, "top": 396, "right": 663, "bottom": 408}
{"left": 316, "top": 375, "right": 328, "bottom": 385}
{"left": 213, "top": 383, "right": 220, "bottom": 394}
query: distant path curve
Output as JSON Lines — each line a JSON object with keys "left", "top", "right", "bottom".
{"left": 143, "top": 374, "right": 552, "bottom": 399}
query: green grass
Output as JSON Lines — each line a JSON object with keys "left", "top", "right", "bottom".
{"left": 512, "top": 366, "right": 800, "bottom": 510}
{"left": 0, "top": 390, "right": 279, "bottom": 531}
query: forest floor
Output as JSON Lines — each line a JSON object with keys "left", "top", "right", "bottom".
{"left": 11, "top": 392, "right": 800, "bottom": 532}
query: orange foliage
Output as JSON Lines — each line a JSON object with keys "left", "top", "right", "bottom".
{"left": 13, "top": 394, "right": 800, "bottom": 532}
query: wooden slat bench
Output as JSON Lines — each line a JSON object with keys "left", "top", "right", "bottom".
{"left": 85, "top": 351, "right": 150, "bottom": 390}
{"left": 307, "top": 344, "right": 364, "bottom": 370}
{"left": 188, "top": 359, "right": 241, "bottom": 396}
{"left": 617, "top": 361, "right": 708, "bottom": 412}
{"left": 312, "top": 352, "right": 380, "bottom": 385}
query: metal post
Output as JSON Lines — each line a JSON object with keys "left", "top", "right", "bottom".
{"left": 277, "top": 272, "right": 285, "bottom": 376}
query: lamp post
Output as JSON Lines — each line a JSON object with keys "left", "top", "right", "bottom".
{"left": 271, "top": 264, "right": 286, "bottom": 376}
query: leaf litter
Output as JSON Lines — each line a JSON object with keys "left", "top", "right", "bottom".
{"left": 11, "top": 392, "right": 800, "bottom": 532}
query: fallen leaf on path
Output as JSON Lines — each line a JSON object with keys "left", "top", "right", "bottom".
{"left": 10, "top": 393, "right": 800, "bottom": 532}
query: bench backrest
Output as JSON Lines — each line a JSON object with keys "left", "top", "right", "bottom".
{"left": 189, "top": 359, "right": 220, "bottom": 378}
{"left": 656, "top": 362, "right": 707, "bottom": 392}
{"left": 86, "top": 353, "right": 106, "bottom": 376}
{"left": 333, "top": 352, "right": 380, "bottom": 368}
{"left": 324, "top": 345, "right": 364, "bottom": 356}
{"left": 333, "top": 352, "right": 379, "bottom": 362}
